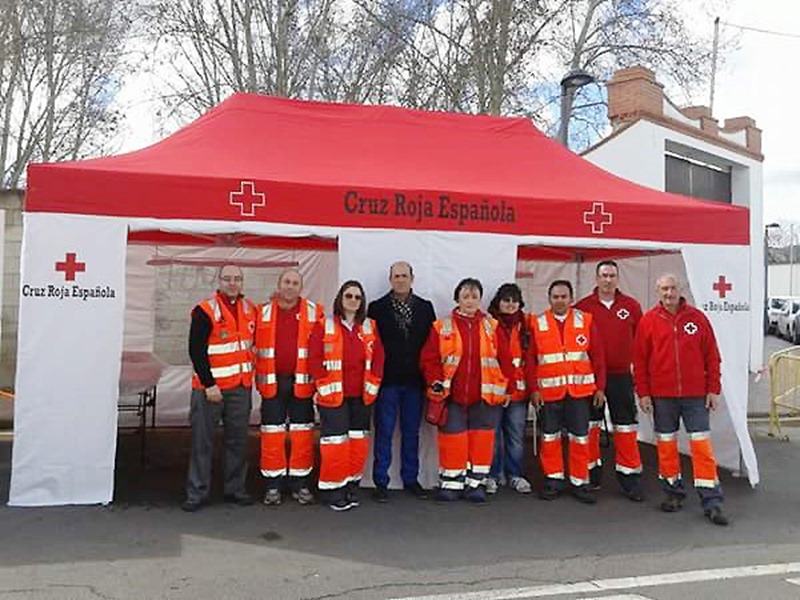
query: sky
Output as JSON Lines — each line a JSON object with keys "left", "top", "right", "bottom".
{"left": 712, "top": 0, "right": 800, "bottom": 224}
{"left": 115, "top": 0, "right": 799, "bottom": 224}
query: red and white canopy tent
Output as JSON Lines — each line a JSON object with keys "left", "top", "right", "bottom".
{"left": 13, "top": 94, "right": 755, "bottom": 506}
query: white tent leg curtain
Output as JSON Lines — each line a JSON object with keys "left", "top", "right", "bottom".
{"left": 10, "top": 213, "right": 127, "bottom": 506}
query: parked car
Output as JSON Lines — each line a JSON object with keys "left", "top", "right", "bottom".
{"left": 776, "top": 298, "right": 800, "bottom": 341}
{"left": 767, "top": 297, "right": 789, "bottom": 334}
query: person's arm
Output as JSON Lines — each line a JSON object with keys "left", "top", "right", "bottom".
{"left": 371, "top": 328, "right": 385, "bottom": 380}
{"left": 588, "top": 320, "right": 607, "bottom": 392}
{"left": 188, "top": 307, "right": 215, "bottom": 388}
{"left": 420, "top": 327, "right": 445, "bottom": 388}
{"left": 701, "top": 314, "right": 722, "bottom": 408}
{"left": 632, "top": 316, "right": 652, "bottom": 412}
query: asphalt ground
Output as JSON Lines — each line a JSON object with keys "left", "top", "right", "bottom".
{"left": 0, "top": 335, "right": 798, "bottom": 599}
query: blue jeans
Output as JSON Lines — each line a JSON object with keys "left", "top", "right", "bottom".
{"left": 372, "top": 384, "right": 423, "bottom": 488}
{"left": 653, "top": 397, "right": 724, "bottom": 511}
{"left": 490, "top": 401, "right": 527, "bottom": 480}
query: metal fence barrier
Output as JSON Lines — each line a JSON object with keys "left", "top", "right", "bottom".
{"left": 768, "top": 346, "right": 800, "bottom": 439}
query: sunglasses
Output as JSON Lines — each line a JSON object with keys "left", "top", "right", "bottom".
{"left": 344, "top": 292, "right": 363, "bottom": 301}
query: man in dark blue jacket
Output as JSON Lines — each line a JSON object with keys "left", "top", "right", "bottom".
{"left": 368, "top": 261, "right": 436, "bottom": 502}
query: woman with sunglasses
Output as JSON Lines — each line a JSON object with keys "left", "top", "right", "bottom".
{"left": 420, "top": 277, "right": 510, "bottom": 503}
{"left": 485, "top": 283, "right": 532, "bottom": 495}
{"left": 309, "top": 280, "right": 384, "bottom": 511}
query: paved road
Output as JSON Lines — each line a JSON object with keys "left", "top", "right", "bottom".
{"left": 0, "top": 334, "right": 797, "bottom": 599}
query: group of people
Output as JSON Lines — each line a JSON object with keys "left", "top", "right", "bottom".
{"left": 182, "top": 259, "right": 729, "bottom": 526}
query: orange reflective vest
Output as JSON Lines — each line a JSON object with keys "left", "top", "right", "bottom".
{"left": 508, "top": 325, "right": 528, "bottom": 401}
{"left": 316, "top": 317, "right": 382, "bottom": 408}
{"left": 531, "top": 309, "right": 596, "bottom": 401}
{"left": 432, "top": 316, "right": 507, "bottom": 405}
{"left": 191, "top": 293, "right": 256, "bottom": 390}
{"left": 254, "top": 297, "right": 324, "bottom": 399}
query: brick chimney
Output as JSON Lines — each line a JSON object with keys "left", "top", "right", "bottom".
{"left": 606, "top": 67, "right": 664, "bottom": 128}
{"left": 604, "top": 66, "right": 763, "bottom": 159}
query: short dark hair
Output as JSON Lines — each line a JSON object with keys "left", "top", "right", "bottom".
{"left": 596, "top": 260, "right": 619, "bottom": 275}
{"left": 488, "top": 283, "right": 525, "bottom": 317}
{"left": 453, "top": 277, "right": 483, "bottom": 302}
{"left": 548, "top": 279, "right": 574, "bottom": 298}
{"left": 333, "top": 280, "right": 367, "bottom": 323}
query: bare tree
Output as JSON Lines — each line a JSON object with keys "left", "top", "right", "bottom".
{"left": 0, "top": 0, "right": 133, "bottom": 188}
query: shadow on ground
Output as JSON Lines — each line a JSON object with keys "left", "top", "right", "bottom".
{"left": 2, "top": 423, "right": 799, "bottom": 571}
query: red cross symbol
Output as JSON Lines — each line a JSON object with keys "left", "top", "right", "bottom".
{"left": 229, "top": 181, "right": 266, "bottom": 217}
{"left": 55, "top": 252, "right": 86, "bottom": 281}
{"left": 712, "top": 275, "right": 732, "bottom": 298}
{"left": 684, "top": 322, "right": 698, "bottom": 335}
{"left": 583, "top": 202, "right": 613, "bottom": 234}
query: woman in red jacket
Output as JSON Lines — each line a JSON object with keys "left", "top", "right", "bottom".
{"left": 486, "top": 283, "right": 531, "bottom": 495}
{"left": 420, "top": 278, "right": 509, "bottom": 504}
{"left": 309, "top": 280, "right": 384, "bottom": 512}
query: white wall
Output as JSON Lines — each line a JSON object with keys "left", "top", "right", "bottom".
{"left": 585, "top": 119, "right": 765, "bottom": 370}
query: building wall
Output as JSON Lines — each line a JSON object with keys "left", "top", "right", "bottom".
{"left": 0, "top": 190, "right": 23, "bottom": 388}
{"left": 585, "top": 120, "right": 765, "bottom": 370}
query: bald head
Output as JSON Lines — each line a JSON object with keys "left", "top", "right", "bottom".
{"left": 389, "top": 261, "right": 414, "bottom": 299}
{"left": 655, "top": 273, "right": 681, "bottom": 313}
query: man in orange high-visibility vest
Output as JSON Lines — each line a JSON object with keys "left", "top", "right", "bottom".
{"left": 255, "top": 268, "right": 324, "bottom": 506}
{"left": 183, "top": 264, "right": 256, "bottom": 512}
{"left": 529, "top": 279, "right": 606, "bottom": 505}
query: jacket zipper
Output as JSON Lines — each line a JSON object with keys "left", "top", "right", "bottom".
{"left": 465, "top": 319, "right": 473, "bottom": 400}
{"left": 673, "top": 317, "right": 682, "bottom": 396}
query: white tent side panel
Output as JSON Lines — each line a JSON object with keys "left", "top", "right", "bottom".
{"left": 10, "top": 213, "right": 127, "bottom": 506}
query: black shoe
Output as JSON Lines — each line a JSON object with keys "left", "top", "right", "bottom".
{"left": 586, "top": 482, "right": 601, "bottom": 492}
{"left": 622, "top": 488, "right": 645, "bottom": 503}
{"left": 465, "top": 486, "right": 487, "bottom": 504}
{"left": 372, "top": 486, "right": 389, "bottom": 503}
{"left": 404, "top": 482, "right": 429, "bottom": 500}
{"left": 435, "top": 488, "right": 461, "bottom": 503}
{"left": 224, "top": 493, "right": 254, "bottom": 506}
{"left": 705, "top": 506, "right": 729, "bottom": 526}
{"left": 346, "top": 489, "right": 360, "bottom": 508}
{"left": 329, "top": 498, "right": 355, "bottom": 512}
{"left": 181, "top": 499, "right": 203, "bottom": 512}
{"left": 660, "top": 495, "right": 683, "bottom": 513}
{"left": 539, "top": 486, "right": 560, "bottom": 501}
{"left": 572, "top": 487, "right": 598, "bottom": 505}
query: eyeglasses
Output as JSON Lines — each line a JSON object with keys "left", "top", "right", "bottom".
{"left": 344, "top": 292, "right": 362, "bottom": 301}
{"left": 220, "top": 276, "right": 243, "bottom": 283}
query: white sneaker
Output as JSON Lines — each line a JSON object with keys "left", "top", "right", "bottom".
{"left": 485, "top": 478, "right": 499, "bottom": 495}
{"left": 509, "top": 476, "right": 532, "bottom": 494}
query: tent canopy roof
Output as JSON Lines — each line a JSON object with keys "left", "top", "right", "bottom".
{"left": 27, "top": 93, "right": 748, "bottom": 244}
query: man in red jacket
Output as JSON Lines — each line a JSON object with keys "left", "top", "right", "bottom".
{"left": 576, "top": 260, "right": 644, "bottom": 501}
{"left": 633, "top": 274, "right": 728, "bottom": 526}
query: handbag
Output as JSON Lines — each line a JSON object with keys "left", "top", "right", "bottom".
{"left": 425, "top": 399, "right": 449, "bottom": 427}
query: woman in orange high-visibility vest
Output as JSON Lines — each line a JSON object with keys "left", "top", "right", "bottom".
{"left": 486, "top": 283, "right": 532, "bottom": 495}
{"left": 420, "top": 278, "right": 509, "bottom": 504}
{"left": 309, "top": 280, "right": 384, "bottom": 512}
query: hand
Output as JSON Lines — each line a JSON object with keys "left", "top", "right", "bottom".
{"left": 503, "top": 396, "right": 512, "bottom": 408}
{"left": 638, "top": 395, "right": 652, "bottom": 414}
{"left": 593, "top": 390, "right": 606, "bottom": 408}
{"left": 706, "top": 393, "right": 720, "bottom": 411}
{"left": 531, "top": 391, "right": 542, "bottom": 408}
{"left": 205, "top": 385, "right": 223, "bottom": 403}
